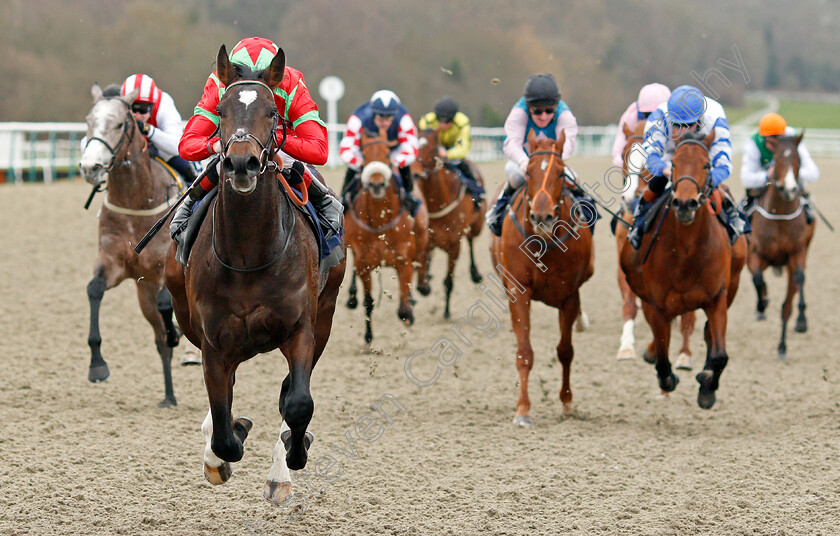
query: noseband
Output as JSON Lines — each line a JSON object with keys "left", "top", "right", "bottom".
{"left": 84, "top": 98, "right": 136, "bottom": 173}
{"left": 219, "top": 80, "right": 282, "bottom": 175}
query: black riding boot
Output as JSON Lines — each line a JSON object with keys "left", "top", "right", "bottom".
{"left": 454, "top": 161, "right": 485, "bottom": 209}
{"left": 399, "top": 166, "right": 421, "bottom": 215}
{"left": 297, "top": 162, "right": 343, "bottom": 240}
{"left": 170, "top": 165, "right": 218, "bottom": 241}
{"left": 167, "top": 156, "right": 198, "bottom": 185}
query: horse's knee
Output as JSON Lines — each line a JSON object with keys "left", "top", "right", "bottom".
{"left": 156, "top": 287, "right": 173, "bottom": 314}
{"left": 794, "top": 269, "right": 805, "bottom": 288}
{"left": 87, "top": 273, "right": 106, "bottom": 300}
{"left": 283, "top": 393, "right": 314, "bottom": 430}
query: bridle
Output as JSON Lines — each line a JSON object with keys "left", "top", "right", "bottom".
{"left": 84, "top": 98, "right": 136, "bottom": 174}
{"left": 219, "top": 80, "right": 283, "bottom": 175}
{"left": 672, "top": 138, "right": 713, "bottom": 205}
{"left": 528, "top": 149, "right": 567, "bottom": 210}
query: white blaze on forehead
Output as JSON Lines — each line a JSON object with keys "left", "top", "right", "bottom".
{"left": 239, "top": 90, "right": 258, "bottom": 108}
{"left": 540, "top": 159, "right": 549, "bottom": 171}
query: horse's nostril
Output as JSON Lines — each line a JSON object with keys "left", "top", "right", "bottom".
{"left": 688, "top": 200, "right": 699, "bottom": 210}
{"left": 246, "top": 156, "right": 261, "bottom": 175}
{"left": 222, "top": 158, "right": 235, "bottom": 175}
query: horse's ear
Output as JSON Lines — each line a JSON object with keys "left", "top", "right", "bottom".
{"left": 796, "top": 129, "right": 805, "bottom": 146}
{"left": 556, "top": 130, "right": 566, "bottom": 153}
{"left": 91, "top": 83, "right": 103, "bottom": 102}
{"left": 527, "top": 130, "right": 538, "bottom": 151}
{"left": 216, "top": 44, "right": 235, "bottom": 87}
{"left": 622, "top": 123, "right": 633, "bottom": 138}
{"left": 263, "top": 47, "right": 286, "bottom": 89}
{"left": 703, "top": 129, "right": 715, "bottom": 149}
{"left": 122, "top": 88, "right": 139, "bottom": 106}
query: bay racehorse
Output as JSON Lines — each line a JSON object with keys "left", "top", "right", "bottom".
{"left": 164, "top": 45, "right": 346, "bottom": 503}
{"left": 80, "top": 83, "right": 183, "bottom": 407}
{"left": 746, "top": 132, "right": 815, "bottom": 359}
{"left": 414, "top": 128, "right": 485, "bottom": 319}
{"left": 614, "top": 122, "right": 696, "bottom": 367}
{"left": 344, "top": 130, "right": 430, "bottom": 343}
{"left": 620, "top": 130, "right": 747, "bottom": 409}
{"left": 489, "top": 131, "right": 594, "bottom": 426}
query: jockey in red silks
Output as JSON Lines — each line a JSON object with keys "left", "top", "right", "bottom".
{"left": 171, "top": 37, "right": 342, "bottom": 242}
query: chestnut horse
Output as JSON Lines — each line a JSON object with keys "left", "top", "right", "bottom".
{"left": 415, "top": 128, "right": 485, "bottom": 319}
{"left": 164, "top": 45, "right": 346, "bottom": 503}
{"left": 614, "top": 122, "right": 696, "bottom": 368}
{"left": 490, "top": 131, "right": 594, "bottom": 426}
{"left": 620, "top": 130, "right": 747, "bottom": 409}
{"left": 746, "top": 132, "right": 815, "bottom": 359}
{"left": 80, "top": 83, "right": 183, "bottom": 407}
{"left": 344, "top": 130, "right": 429, "bottom": 343}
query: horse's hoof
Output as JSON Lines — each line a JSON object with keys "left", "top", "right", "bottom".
{"left": 777, "top": 351, "right": 787, "bottom": 361}
{"left": 364, "top": 331, "right": 373, "bottom": 344}
{"left": 642, "top": 348, "right": 656, "bottom": 364}
{"left": 795, "top": 318, "right": 807, "bottom": 333}
{"left": 398, "top": 308, "right": 415, "bottom": 326}
{"left": 234, "top": 417, "right": 253, "bottom": 442}
{"left": 562, "top": 402, "right": 573, "bottom": 415}
{"left": 157, "top": 397, "right": 177, "bottom": 408}
{"left": 417, "top": 283, "right": 431, "bottom": 296}
{"left": 616, "top": 347, "right": 636, "bottom": 360}
{"left": 180, "top": 350, "right": 201, "bottom": 366}
{"left": 697, "top": 390, "right": 716, "bottom": 409}
{"left": 512, "top": 415, "right": 534, "bottom": 427}
{"left": 658, "top": 372, "right": 679, "bottom": 393}
{"left": 755, "top": 311, "right": 767, "bottom": 321}
{"left": 470, "top": 268, "right": 483, "bottom": 284}
{"left": 204, "top": 462, "right": 231, "bottom": 485}
{"left": 264, "top": 480, "right": 294, "bottom": 505}
{"left": 443, "top": 309, "right": 451, "bottom": 320}
{"left": 346, "top": 295, "right": 358, "bottom": 309}
{"left": 674, "top": 352, "right": 692, "bottom": 370}
{"left": 281, "top": 430, "right": 314, "bottom": 452}
{"left": 88, "top": 363, "right": 110, "bottom": 383}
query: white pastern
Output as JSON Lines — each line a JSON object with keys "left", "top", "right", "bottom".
{"left": 267, "top": 421, "right": 292, "bottom": 484}
{"left": 620, "top": 319, "right": 635, "bottom": 350}
{"left": 202, "top": 408, "right": 224, "bottom": 468}
{"left": 239, "top": 90, "right": 258, "bottom": 108}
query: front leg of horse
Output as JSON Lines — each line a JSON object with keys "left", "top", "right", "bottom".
{"left": 346, "top": 269, "right": 359, "bottom": 309}
{"left": 510, "top": 293, "right": 535, "bottom": 426}
{"left": 778, "top": 264, "right": 800, "bottom": 359}
{"left": 557, "top": 294, "right": 580, "bottom": 413}
{"left": 201, "top": 352, "right": 248, "bottom": 484}
{"left": 793, "top": 266, "right": 807, "bottom": 333}
{"left": 359, "top": 270, "right": 375, "bottom": 344}
{"left": 396, "top": 261, "right": 415, "bottom": 326}
{"left": 280, "top": 326, "right": 316, "bottom": 471}
{"left": 86, "top": 267, "right": 110, "bottom": 382}
{"left": 749, "top": 254, "right": 769, "bottom": 320}
{"left": 697, "top": 293, "right": 729, "bottom": 409}
{"left": 137, "top": 281, "right": 176, "bottom": 407}
{"left": 442, "top": 246, "right": 459, "bottom": 320}
{"left": 641, "top": 302, "right": 678, "bottom": 394}
{"left": 156, "top": 287, "right": 181, "bottom": 348}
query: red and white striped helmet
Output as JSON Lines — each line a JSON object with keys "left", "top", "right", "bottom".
{"left": 121, "top": 74, "right": 162, "bottom": 105}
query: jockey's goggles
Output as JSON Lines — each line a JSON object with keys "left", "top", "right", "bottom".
{"left": 530, "top": 106, "right": 557, "bottom": 116}
{"left": 131, "top": 102, "right": 153, "bottom": 114}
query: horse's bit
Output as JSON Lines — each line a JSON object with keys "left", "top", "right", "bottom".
{"left": 84, "top": 97, "right": 136, "bottom": 174}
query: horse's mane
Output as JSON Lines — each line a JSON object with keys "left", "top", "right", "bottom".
{"left": 679, "top": 129, "right": 707, "bottom": 143}
{"left": 101, "top": 84, "right": 121, "bottom": 97}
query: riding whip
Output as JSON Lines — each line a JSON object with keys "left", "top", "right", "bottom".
{"left": 133, "top": 155, "right": 220, "bottom": 254}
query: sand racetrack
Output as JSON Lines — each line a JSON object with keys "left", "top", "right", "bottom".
{"left": 1, "top": 156, "right": 838, "bottom": 536}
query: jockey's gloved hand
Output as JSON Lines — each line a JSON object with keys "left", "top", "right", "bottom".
{"left": 136, "top": 120, "right": 150, "bottom": 136}
{"left": 646, "top": 153, "right": 665, "bottom": 177}
{"left": 518, "top": 159, "right": 528, "bottom": 175}
{"left": 289, "top": 161, "right": 306, "bottom": 186}
{"left": 710, "top": 166, "right": 728, "bottom": 187}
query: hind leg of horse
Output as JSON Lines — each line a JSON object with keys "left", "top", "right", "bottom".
{"left": 616, "top": 265, "right": 638, "bottom": 360}
{"left": 346, "top": 269, "right": 359, "bottom": 309}
{"left": 674, "top": 312, "right": 696, "bottom": 371}
{"left": 557, "top": 293, "right": 579, "bottom": 413}
{"left": 697, "top": 292, "right": 729, "bottom": 408}
{"left": 467, "top": 235, "right": 483, "bottom": 284}
{"left": 137, "top": 281, "right": 176, "bottom": 407}
{"left": 510, "top": 291, "right": 535, "bottom": 426}
{"left": 202, "top": 353, "right": 251, "bottom": 483}
{"left": 86, "top": 266, "right": 110, "bottom": 382}
{"left": 279, "top": 324, "right": 316, "bottom": 471}
{"left": 396, "top": 261, "right": 415, "bottom": 326}
{"left": 641, "top": 302, "right": 678, "bottom": 394}
{"left": 443, "top": 244, "right": 460, "bottom": 320}
{"left": 748, "top": 253, "right": 770, "bottom": 320}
